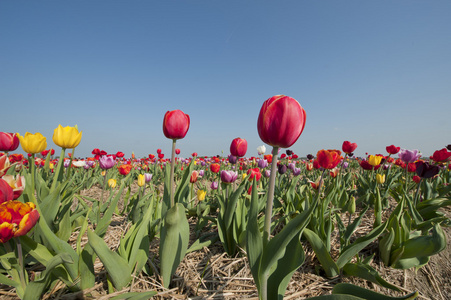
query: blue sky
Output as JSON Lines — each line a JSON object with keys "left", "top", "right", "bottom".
{"left": 1, "top": 1, "right": 450, "bottom": 158}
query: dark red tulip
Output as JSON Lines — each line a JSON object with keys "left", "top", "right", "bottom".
{"left": 230, "top": 138, "right": 247, "bottom": 157}
{"left": 163, "top": 110, "right": 190, "bottom": 140}
{"left": 415, "top": 161, "right": 439, "bottom": 178}
{"left": 386, "top": 145, "right": 400, "bottom": 155}
{"left": 257, "top": 95, "right": 306, "bottom": 148}
{"left": 342, "top": 141, "right": 357, "bottom": 155}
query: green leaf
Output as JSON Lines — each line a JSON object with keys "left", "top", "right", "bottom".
{"left": 336, "top": 221, "right": 387, "bottom": 269}
{"left": 159, "top": 203, "right": 190, "bottom": 288}
{"left": 303, "top": 228, "right": 339, "bottom": 278}
{"left": 96, "top": 181, "right": 126, "bottom": 237}
{"left": 87, "top": 229, "right": 132, "bottom": 290}
{"left": 343, "top": 262, "right": 400, "bottom": 291}
{"left": 332, "top": 283, "right": 419, "bottom": 299}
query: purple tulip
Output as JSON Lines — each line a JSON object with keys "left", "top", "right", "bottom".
{"left": 199, "top": 170, "right": 204, "bottom": 177}
{"left": 228, "top": 155, "right": 237, "bottom": 164}
{"left": 84, "top": 164, "right": 90, "bottom": 170}
{"left": 201, "top": 161, "right": 206, "bottom": 167}
{"left": 293, "top": 167, "right": 301, "bottom": 176}
{"left": 99, "top": 155, "right": 115, "bottom": 170}
{"left": 288, "top": 163, "right": 296, "bottom": 170}
{"left": 398, "top": 149, "right": 421, "bottom": 163}
{"left": 264, "top": 170, "right": 271, "bottom": 178}
{"left": 342, "top": 162, "right": 349, "bottom": 169}
{"left": 63, "top": 160, "right": 70, "bottom": 168}
{"left": 258, "top": 159, "right": 268, "bottom": 169}
{"left": 87, "top": 161, "right": 95, "bottom": 167}
{"left": 210, "top": 181, "right": 218, "bottom": 190}
{"left": 221, "top": 170, "right": 238, "bottom": 183}
{"left": 278, "top": 164, "right": 287, "bottom": 175}
{"left": 144, "top": 173, "right": 153, "bottom": 183}
{"left": 307, "top": 154, "right": 314, "bottom": 160}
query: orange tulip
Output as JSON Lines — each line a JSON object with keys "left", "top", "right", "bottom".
{"left": 118, "top": 164, "right": 132, "bottom": 175}
{"left": 0, "top": 200, "right": 39, "bottom": 243}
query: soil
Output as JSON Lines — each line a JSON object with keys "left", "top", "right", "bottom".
{"left": 1, "top": 184, "right": 450, "bottom": 300}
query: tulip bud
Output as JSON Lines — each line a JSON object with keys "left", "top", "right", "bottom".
{"left": 230, "top": 138, "right": 247, "bottom": 157}
{"left": 278, "top": 164, "right": 287, "bottom": 174}
{"left": 257, "top": 145, "right": 266, "bottom": 155}
{"left": 258, "top": 159, "right": 268, "bottom": 169}
{"left": 228, "top": 155, "right": 237, "bottom": 164}
{"left": 210, "top": 181, "right": 218, "bottom": 190}
{"left": 347, "top": 196, "right": 356, "bottom": 214}
{"left": 137, "top": 174, "right": 145, "bottom": 187}
{"left": 163, "top": 110, "right": 190, "bottom": 140}
{"left": 376, "top": 174, "right": 385, "bottom": 184}
{"left": 190, "top": 171, "right": 199, "bottom": 183}
{"left": 144, "top": 173, "right": 153, "bottom": 183}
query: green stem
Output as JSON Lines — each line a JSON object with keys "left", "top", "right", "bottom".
{"left": 170, "top": 139, "right": 176, "bottom": 208}
{"left": 101, "top": 169, "right": 108, "bottom": 203}
{"left": 15, "top": 239, "right": 27, "bottom": 291}
{"left": 30, "top": 154, "right": 36, "bottom": 198}
{"left": 50, "top": 148, "right": 66, "bottom": 193}
{"left": 413, "top": 178, "right": 423, "bottom": 206}
{"left": 262, "top": 146, "right": 279, "bottom": 245}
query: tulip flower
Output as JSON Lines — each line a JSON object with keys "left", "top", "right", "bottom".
{"left": 329, "top": 168, "right": 339, "bottom": 178}
{"left": 415, "top": 161, "right": 439, "bottom": 179}
{"left": 306, "top": 162, "right": 313, "bottom": 171}
{"left": 0, "top": 155, "right": 12, "bottom": 177}
{"left": 144, "top": 173, "right": 153, "bottom": 183}
{"left": 52, "top": 125, "right": 82, "bottom": 149}
{"left": 220, "top": 170, "right": 238, "bottom": 184}
{"left": 0, "top": 200, "right": 39, "bottom": 243}
{"left": 398, "top": 149, "right": 421, "bottom": 163}
{"left": 342, "top": 141, "right": 357, "bottom": 155}
{"left": 376, "top": 174, "right": 385, "bottom": 184}
{"left": 175, "top": 149, "right": 181, "bottom": 155}
{"left": 306, "top": 154, "right": 314, "bottom": 160}
{"left": 17, "top": 132, "right": 47, "bottom": 154}
{"left": 359, "top": 159, "right": 380, "bottom": 171}
{"left": 108, "top": 178, "right": 117, "bottom": 188}
{"left": 257, "top": 95, "right": 306, "bottom": 148}
{"left": 264, "top": 154, "right": 272, "bottom": 164}
{"left": 258, "top": 159, "right": 268, "bottom": 169}
{"left": 293, "top": 167, "right": 301, "bottom": 176}
{"left": 230, "top": 137, "right": 247, "bottom": 157}
{"left": 190, "top": 171, "right": 199, "bottom": 183}
{"left": 197, "top": 189, "right": 206, "bottom": 201}
{"left": 210, "top": 163, "right": 220, "bottom": 173}
{"left": 0, "top": 178, "right": 14, "bottom": 204}
{"left": 0, "top": 132, "right": 20, "bottom": 152}
{"left": 210, "top": 181, "right": 218, "bottom": 190}
{"left": 99, "top": 155, "right": 115, "bottom": 170}
{"left": 2, "top": 175, "right": 25, "bottom": 200}
{"left": 412, "top": 175, "right": 421, "bottom": 184}
{"left": 228, "top": 155, "right": 237, "bottom": 164}
{"left": 137, "top": 174, "right": 145, "bottom": 187}
{"left": 118, "top": 164, "right": 132, "bottom": 175}
{"left": 316, "top": 149, "right": 342, "bottom": 169}
{"left": 247, "top": 168, "right": 262, "bottom": 182}
{"left": 368, "top": 155, "right": 383, "bottom": 167}
{"left": 386, "top": 145, "right": 401, "bottom": 155}
{"left": 257, "top": 145, "right": 266, "bottom": 155}
{"left": 116, "top": 151, "right": 125, "bottom": 158}
{"left": 430, "top": 148, "right": 451, "bottom": 163}
{"left": 163, "top": 110, "right": 190, "bottom": 140}
{"left": 277, "top": 164, "right": 287, "bottom": 175}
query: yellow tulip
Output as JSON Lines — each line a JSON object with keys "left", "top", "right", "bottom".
{"left": 52, "top": 125, "right": 82, "bottom": 149}
{"left": 137, "top": 174, "right": 145, "bottom": 187}
{"left": 197, "top": 189, "right": 206, "bottom": 201}
{"left": 49, "top": 163, "right": 54, "bottom": 170}
{"left": 17, "top": 132, "right": 47, "bottom": 154}
{"left": 101, "top": 170, "right": 106, "bottom": 176}
{"left": 242, "top": 173, "right": 247, "bottom": 181}
{"left": 376, "top": 174, "right": 385, "bottom": 184}
{"left": 368, "top": 155, "right": 382, "bottom": 166}
{"left": 108, "top": 179, "right": 117, "bottom": 188}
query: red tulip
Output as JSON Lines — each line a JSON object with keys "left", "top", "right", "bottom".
{"left": 386, "top": 145, "right": 400, "bottom": 155}
{"left": 0, "top": 132, "right": 20, "bottom": 152}
{"left": 257, "top": 95, "right": 306, "bottom": 148}
{"left": 163, "top": 110, "right": 190, "bottom": 140}
{"left": 190, "top": 171, "right": 199, "bottom": 183}
{"left": 316, "top": 149, "right": 342, "bottom": 169}
{"left": 149, "top": 154, "right": 155, "bottom": 159}
{"left": 158, "top": 153, "right": 164, "bottom": 159}
{"left": 430, "top": 148, "right": 451, "bottom": 163}
{"left": 0, "top": 178, "right": 14, "bottom": 204}
{"left": 342, "top": 141, "right": 357, "bottom": 155}
{"left": 210, "top": 163, "right": 220, "bottom": 173}
{"left": 118, "top": 164, "right": 132, "bottom": 175}
{"left": 0, "top": 200, "right": 39, "bottom": 243}
{"left": 247, "top": 168, "right": 262, "bottom": 182}
{"left": 175, "top": 149, "right": 181, "bottom": 155}
{"left": 116, "top": 151, "right": 125, "bottom": 158}
{"left": 412, "top": 175, "right": 421, "bottom": 184}
{"left": 157, "top": 149, "right": 162, "bottom": 154}
{"left": 230, "top": 138, "right": 248, "bottom": 157}
{"left": 192, "top": 152, "right": 198, "bottom": 157}
{"left": 264, "top": 154, "right": 272, "bottom": 164}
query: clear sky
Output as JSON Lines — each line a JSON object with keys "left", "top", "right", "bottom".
{"left": 1, "top": 1, "right": 450, "bottom": 159}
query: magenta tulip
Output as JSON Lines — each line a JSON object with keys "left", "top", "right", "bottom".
{"left": 257, "top": 95, "right": 306, "bottom": 148}
{"left": 0, "top": 132, "right": 20, "bottom": 152}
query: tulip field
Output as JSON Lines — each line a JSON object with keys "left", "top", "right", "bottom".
{"left": 1, "top": 95, "right": 451, "bottom": 300}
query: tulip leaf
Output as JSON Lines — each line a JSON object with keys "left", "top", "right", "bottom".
{"left": 336, "top": 221, "right": 387, "bottom": 269}
{"left": 159, "top": 203, "right": 189, "bottom": 288}
{"left": 87, "top": 229, "right": 132, "bottom": 290}
{"left": 331, "top": 283, "right": 419, "bottom": 300}
{"left": 96, "top": 181, "right": 125, "bottom": 237}
{"left": 303, "top": 228, "right": 339, "bottom": 278}
{"left": 0, "top": 273, "right": 19, "bottom": 288}
{"left": 246, "top": 179, "right": 263, "bottom": 290}
{"left": 174, "top": 158, "right": 195, "bottom": 204}
{"left": 343, "top": 262, "right": 401, "bottom": 291}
